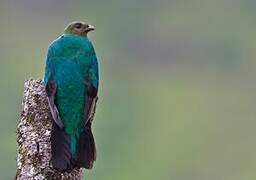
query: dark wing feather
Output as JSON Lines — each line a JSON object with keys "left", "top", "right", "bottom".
{"left": 51, "top": 122, "right": 72, "bottom": 171}
{"left": 84, "top": 74, "right": 98, "bottom": 125}
{"left": 44, "top": 51, "right": 64, "bottom": 129}
{"left": 81, "top": 50, "right": 99, "bottom": 127}
{"left": 45, "top": 75, "right": 64, "bottom": 128}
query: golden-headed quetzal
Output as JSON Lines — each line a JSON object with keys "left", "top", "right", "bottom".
{"left": 44, "top": 21, "right": 99, "bottom": 172}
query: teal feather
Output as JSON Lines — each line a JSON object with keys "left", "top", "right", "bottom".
{"left": 44, "top": 34, "right": 98, "bottom": 158}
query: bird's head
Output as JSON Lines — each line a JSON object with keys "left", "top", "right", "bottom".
{"left": 64, "top": 21, "right": 95, "bottom": 36}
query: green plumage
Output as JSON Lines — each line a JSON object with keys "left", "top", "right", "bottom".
{"left": 44, "top": 31, "right": 98, "bottom": 171}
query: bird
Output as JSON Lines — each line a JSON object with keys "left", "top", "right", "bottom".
{"left": 44, "top": 21, "right": 99, "bottom": 172}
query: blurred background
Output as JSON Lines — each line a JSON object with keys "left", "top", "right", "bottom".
{"left": 1, "top": 0, "right": 256, "bottom": 179}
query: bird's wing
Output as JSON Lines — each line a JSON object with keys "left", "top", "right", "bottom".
{"left": 44, "top": 48, "right": 64, "bottom": 129}
{"left": 82, "top": 49, "right": 99, "bottom": 127}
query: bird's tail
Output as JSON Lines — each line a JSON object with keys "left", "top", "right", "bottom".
{"left": 51, "top": 122, "right": 72, "bottom": 172}
{"left": 75, "top": 122, "right": 96, "bottom": 169}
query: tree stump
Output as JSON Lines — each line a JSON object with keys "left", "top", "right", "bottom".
{"left": 15, "top": 79, "right": 83, "bottom": 180}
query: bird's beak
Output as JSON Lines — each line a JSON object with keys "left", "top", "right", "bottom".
{"left": 87, "top": 25, "right": 95, "bottom": 32}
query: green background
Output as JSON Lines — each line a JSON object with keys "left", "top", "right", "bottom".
{"left": 1, "top": 0, "right": 256, "bottom": 179}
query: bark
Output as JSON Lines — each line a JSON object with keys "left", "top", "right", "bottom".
{"left": 15, "top": 79, "right": 83, "bottom": 180}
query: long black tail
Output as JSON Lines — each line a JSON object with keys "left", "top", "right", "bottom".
{"left": 51, "top": 122, "right": 72, "bottom": 172}
{"left": 75, "top": 123, "right": 96, "bottom": 169}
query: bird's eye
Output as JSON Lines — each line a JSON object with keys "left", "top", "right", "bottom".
{"left": 74, "top": 23, "right": 82, "bottom": 29}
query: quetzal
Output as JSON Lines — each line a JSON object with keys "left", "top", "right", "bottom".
{"left": 44, "top": 21, "right": 99, "bottom": 172}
